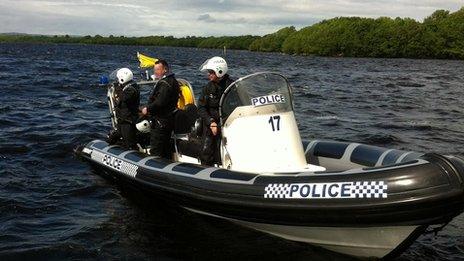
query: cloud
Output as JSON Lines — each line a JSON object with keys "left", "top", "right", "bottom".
{"left": 197, "top": 14, "right": 216, "bottom": 22}
{"left": 0, "top": 0, "right": 462, "bottom": 36}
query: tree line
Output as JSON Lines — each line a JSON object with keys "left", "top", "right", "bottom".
{"left": 1, "top": 7, "right": 462, "bottom": 59}
{"left": 0, "top": 34, "right": 259, "bottom": 50}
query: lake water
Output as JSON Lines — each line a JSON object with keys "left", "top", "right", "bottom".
{"left": 1, "top": 43, "right": 464, "bottom": 260}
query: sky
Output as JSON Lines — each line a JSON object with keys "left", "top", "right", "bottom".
{"left": 1, "top": 0, "right": 462, "bottom": 37}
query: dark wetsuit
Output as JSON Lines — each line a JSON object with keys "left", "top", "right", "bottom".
{"left": 197, "top": 74, "right": 234, "bottom": 165}
{"left": 146, "top": 73, "right": 180, "bottom": 158}
{"left": 113, "top": 81, "right": 140, "bottom": 149}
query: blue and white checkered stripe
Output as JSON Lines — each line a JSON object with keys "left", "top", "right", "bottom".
{"left": 351, "top": 181, "right": 387, "bottom": 199}
{"left": 264, "top": 184, "right": 291, "bottom": 198}
{"left": 119, "top": 161, "right": 138, "bottom": 178}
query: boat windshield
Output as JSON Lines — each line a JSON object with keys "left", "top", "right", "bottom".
{"left": 220, "top": 72, "right": 293, "bottom": 122}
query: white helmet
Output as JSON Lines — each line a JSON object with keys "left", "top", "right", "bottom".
{"left": 116, "top": 68, "right": 133, "bottom": 85}
{"left": 136, "top": 120, "right": 151, "bottom": 133}
{"left": 199, "top": 56, "right": 228, "bottom": 78}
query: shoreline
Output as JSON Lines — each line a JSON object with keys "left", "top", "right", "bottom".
{"left": 1, "top": 6, "right": 463, "bottom": 60}
{"left": 2, "top": 41, "right": 463, "bottom": 62}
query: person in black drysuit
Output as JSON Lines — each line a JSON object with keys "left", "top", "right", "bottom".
{"left": 197, "top": 56, "right": 234, "bottom": 166}
{"left": 141, "top": 60, "right": 180, "bottom": 158}
{"left": 110, "top": 68, "right": 140, "bottom": 150}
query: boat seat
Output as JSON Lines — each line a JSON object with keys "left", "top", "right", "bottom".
{"left": 304, "top": 140, "right": 424, "bottom": 171}
{"left": 175, "top": 137, "right": 201, "bottom": 158}
{"left": 174, "top": 104, "right": 198, "bottom": 134}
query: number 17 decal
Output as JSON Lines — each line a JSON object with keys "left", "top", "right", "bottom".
{"left": 268, "top": 115, "right": 281, "bottom": 131}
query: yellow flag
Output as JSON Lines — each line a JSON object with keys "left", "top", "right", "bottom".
{"left": 137, "top": 52, "right": 158, "bottom": 68}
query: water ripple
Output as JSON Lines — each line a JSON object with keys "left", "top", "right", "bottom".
{"left": 1, "top": 43, "right": 464, "bottom": 260}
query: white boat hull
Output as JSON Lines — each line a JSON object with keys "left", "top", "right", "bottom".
{"left": 185, "top": 207, "right": 421, "bottom": 259}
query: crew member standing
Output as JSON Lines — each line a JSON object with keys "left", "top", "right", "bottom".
{"left": 112, "top": 68, "right": 140, "bottom": 150}
{"left": 197, "top": 56, "right": 234, "bottom": 165}
{"left": 142, "top": 60, "right": 180, "bottom": 158}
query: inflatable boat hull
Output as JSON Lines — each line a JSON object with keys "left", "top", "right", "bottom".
{"left": 77, "top": 140, "right": 464, "bottom": 258}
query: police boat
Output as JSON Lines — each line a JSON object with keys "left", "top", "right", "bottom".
{"left": 77, "top": 72, "right": 464, "bottom": 259}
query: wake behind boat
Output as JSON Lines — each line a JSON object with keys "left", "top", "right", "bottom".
{"left": 76, "top": 71, "right": 464, "bottom": 259}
